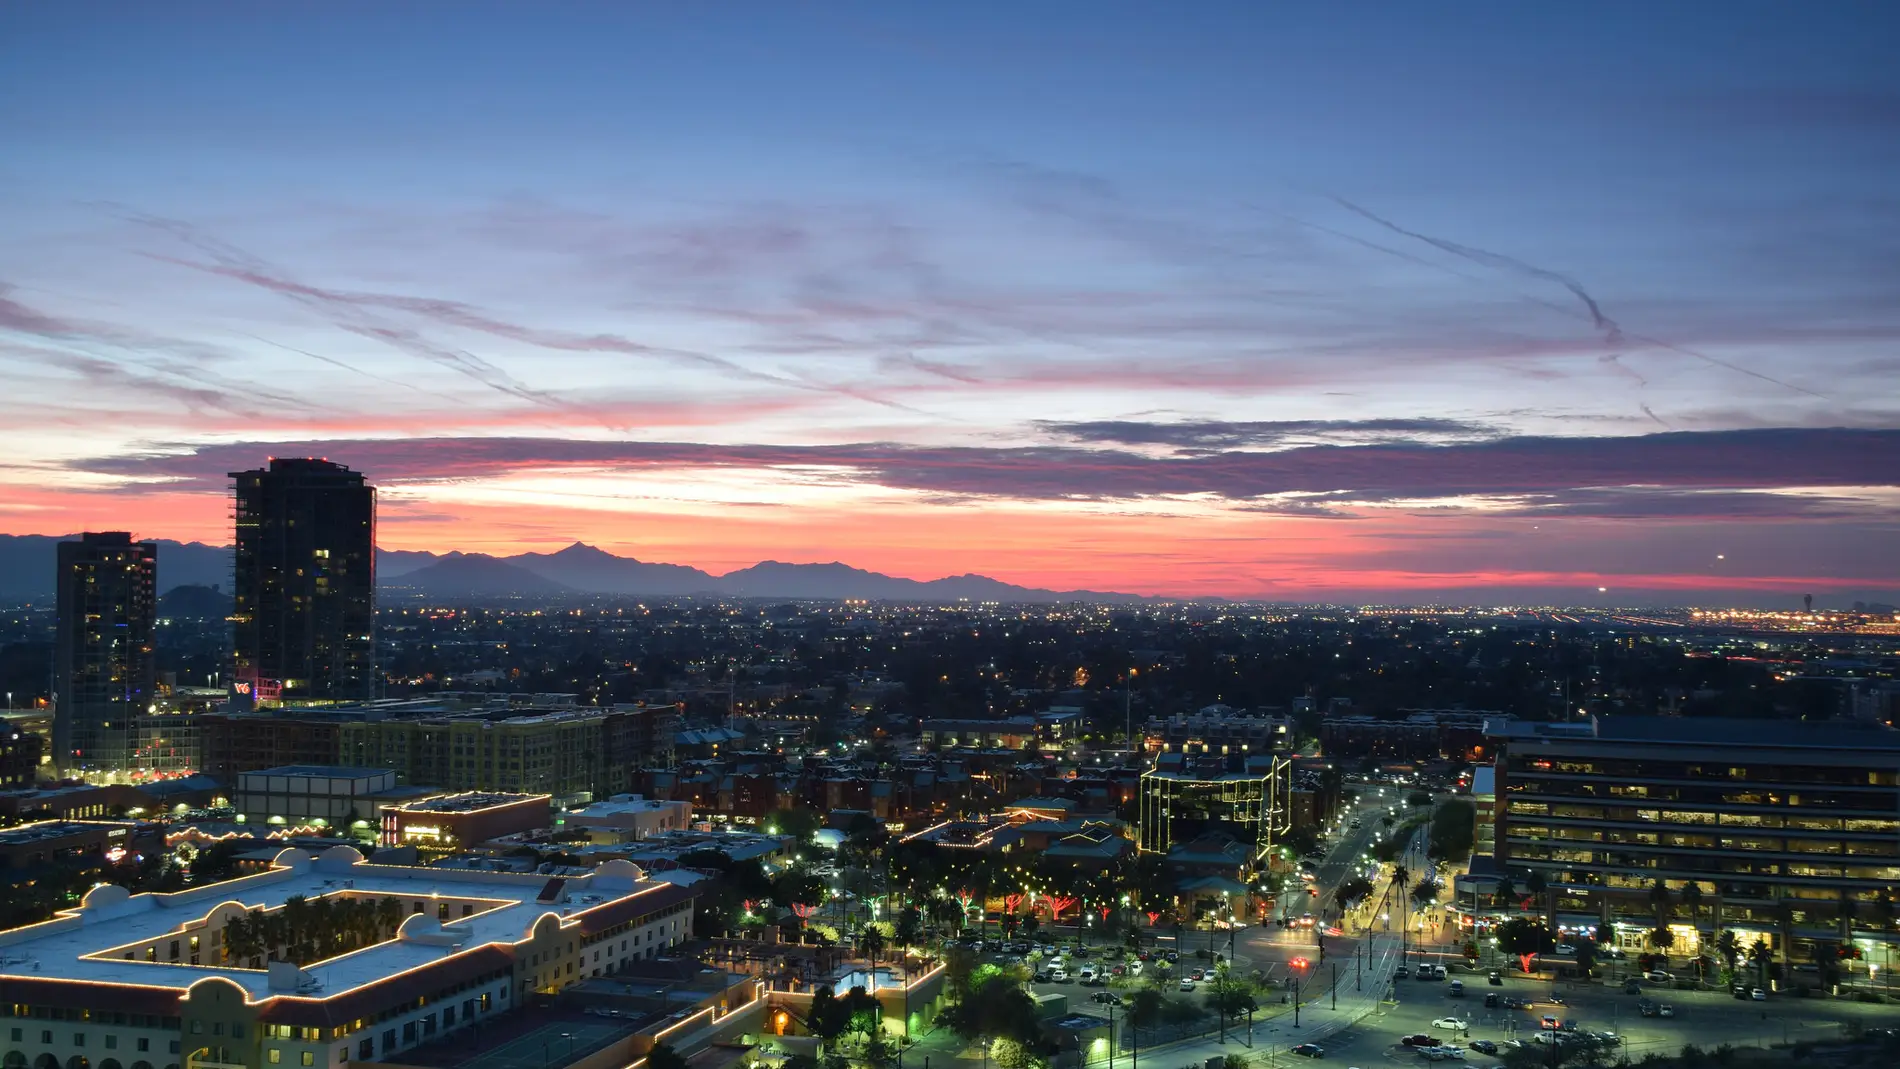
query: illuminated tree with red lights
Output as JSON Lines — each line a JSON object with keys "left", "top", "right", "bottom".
{"left": 1045, "top": 896, "right": 1078, "bottom": 921}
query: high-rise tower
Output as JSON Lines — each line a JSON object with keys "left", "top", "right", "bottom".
{"left": 54, "top": 532, "right": 157, "bottom": 772}
{"left": 230, "top": 458, "right": 376, "bottom": 704}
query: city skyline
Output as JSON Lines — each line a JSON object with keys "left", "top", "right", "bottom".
{"left": 3, "top": 4, "right": 1898, "bottom": 602}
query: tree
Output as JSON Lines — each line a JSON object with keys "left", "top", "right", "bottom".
{"left": 1205, "top": 967, "right": 1257, "bottom": 1019}
{"left": 989, "top": 1038, "right": 1038, "bottom": 1069}
{"left": 765, "top": 807, "right": 823, "bottom": 844}
{"left": 943, "top": 973, "right": 1040, "bottom": 1048}
{"left": 1495, "top": 917, "right": 1555, "bottom": 974}
{"left": 1647, "top": 926, "right": 1675, "bottom": 963}
{"left": 1679, "top": 882, "right": 1704, "bottom": 924}
{"left": 1124, "top": 985, "right": 1165, "bottom": 1042}
{"left": 1427, "top": 800, "right": 1476, "bottom": 862}
{"left": 1714, "top": 929, "right": 1741, "bottom": 973}
{"left": 1525, "top": 870, "right": 1552, "bottom": 929}
{"left": 1747, "top": 937, "right": 1773, "bottom": 989}
{"left": 646, "top": 1044, "right": 690, "bottom": 1069}
{"left": 1647, "top": 880, "right": 1673, "bottom": 931}
{"left": 895, "top": 906, "right": 924, "bottom": 950}
{"left": 1493, "top": 877, "right": 1517, "bottom": 913}
{"left": 1411, "top": 879, "right": 1441, "bottom": 909}
{"left": 1573, "top": 934, "right": 1598, "bottom": 977}
{"left": 858, "top": 926, "right": 887, "bottom": 967}
{"left": 1337, "top": 876, "right": 1374, "bottom": 908}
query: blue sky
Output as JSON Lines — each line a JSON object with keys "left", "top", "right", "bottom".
{"left": 2, "top": 2, "right": 1896, "bottom": 601}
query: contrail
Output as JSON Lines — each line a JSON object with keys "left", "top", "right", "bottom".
{"left": 1336, "top": 197, "right": 1623, "bottom": 343}
{"left": 1332, "top": 198, "right": 1825, "bottom": 399}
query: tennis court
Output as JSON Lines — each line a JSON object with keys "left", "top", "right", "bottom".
{"left": 450, "top": 1019, "right": 639, "bottom": 1069}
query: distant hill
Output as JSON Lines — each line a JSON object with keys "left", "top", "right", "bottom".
{"left": 510, "top": 542, "right": 721, "bottom": 595}
{"left": 388, "top": 553, "right": 573, "bottom": 596}
{"left": 159, "top": 583, "right": 233, "bottom": 620}
{"left": 0, "top": 534, "right": 1147, "bottom": 603}
{"left": 0, "top": 534, "right": 229, "bottom": 597}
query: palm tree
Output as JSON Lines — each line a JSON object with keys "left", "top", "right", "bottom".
{"left": 1773, "top": 900, "right": 1797, "bottom": 984}
{"left": 1493, "top": 877, "right": 1517, "bottom": 914}
{"left": 1525, "top": 870, "right": 1551, "bottom": 930}
{"left": 1714, "top": 929, "right": 1741, "bottom": 979}
{"left": 858, "top": 926, "right": 887, "bottom": 968}
{"left": 1647, "top": 879, "right": 1673, "bottom": 930}
{"left": 1748, "top": 937, "right": 1773, "bottom": 990}
{"left": 1680, "top": 883, "right": 1704, "bottom": 927}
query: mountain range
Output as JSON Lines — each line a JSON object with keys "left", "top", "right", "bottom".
{"left": 0, "top": 535, "right": 1150, "bottom": 603}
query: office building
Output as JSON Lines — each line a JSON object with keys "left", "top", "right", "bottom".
{"left": 1487, "top": 716, "right": 1900, "bottom": 963}
{"left": 54, "top": 532, "right": 157, "bottom": 774}
{"left": 233, "top": 765, "right": 444, "bottom": 832}
{"left": 1137, "top": 752, "right": 1293, "bottom": 862}
{"left": 230, "top": 459, "right": 376, "bottom": 705}
{"left": 0, "top": 848, "right": 696, "bottom": 1069}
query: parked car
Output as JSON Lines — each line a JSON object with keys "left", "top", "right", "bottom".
{"left": 1469, "top": 1040, "right": 1498, "bottom": 1055}
{"left": 1422, "top": 1048, "right": 1465, "bottom": 1062}
{"left": 1638, "top": 1000, "right": 1658, "bottom": 1017}
{"left": 1402, "top": 1035, "right": 1442, "bottom": 1047}
{"left": 1290, "top": 1044, "right": 1324, "bottom": 1058}
{"left": 1129, "top": 962, "right": 1145, "bottom": 976}
{"left": 1432, "top": 1017, "right": 1469, "bottom": 1030}
{"left": 1049, "top": 967, "right": 1069, "bottom": 983}
{"left": 1090, "top": 991, "right": 1122, "bottom": 1005}
{"left": 1395, "top": 966, "right": 1411, "bottom": 979}
{"left": 1449, "top": 980, "right": 1465, "bottom": 997}
{"left": 1433, "top": 964, "right": 1450, "bottom": 980}
{"left": 1033, "top": 969, "right": 1051, "bottom": 983}
{"left": 1179, "top": 978, "right": 1196, "bottom": 992}
{"left": 1658, "top": 1005, "right": 1676, "bottom": 1018}
{"left": 1645, "top": 970, "right": 1672, "bottom": 983}
{"left": 1751, "top": 988, "right": 1767, "bottom": 1001}
{"left": 1487, "top": 970, "right": 1503, "bottom": 986}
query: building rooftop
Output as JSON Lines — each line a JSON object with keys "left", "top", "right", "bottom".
{"left": 0, "top": 847, "right": 690, "bottom": 1003}
{"left": 0, "top": 820, "right": 124, "bottom": 845}
{"left": 395, "top": 791, "right": 549, "bottom": 814}
{"left": 242, "top": 765, "right": 394, "bottom": 779}
{"left": 1485, "top": 715, "right": 1900, "bottom": 752}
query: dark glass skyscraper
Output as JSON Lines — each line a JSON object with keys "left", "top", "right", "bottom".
{"left": 230, "top": 458, "right": 376, "bottom": 704}
{"left": 54, "top": 531, "right": 157, "bottom": 773}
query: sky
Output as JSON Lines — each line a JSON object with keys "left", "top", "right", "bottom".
{"left": 2, "top": 2, "right": 1897, "bottom": 604}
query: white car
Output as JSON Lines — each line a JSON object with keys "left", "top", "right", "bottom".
{"left": 1128, "top": 961, "right": 1144, "bottom": 976}
{"left": 1432, "top": 1017, "right": 1468, "bottom": 1030}
{"left": 1645, "top": 970, "right": 1672, "bottom": 983}
{"left": 1049, "top": 967, "right": 1069, "bottom": 983}
{"left": 1423, "top": 1048, "right": 1465, "bottom": 1062}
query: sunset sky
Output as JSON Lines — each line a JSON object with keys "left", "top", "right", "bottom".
{"left": 2, "top": 3, "right": 1897, "bottom": 603}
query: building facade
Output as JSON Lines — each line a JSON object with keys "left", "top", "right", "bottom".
{"left": 338, "top": 706, "right": 673, "bottom": 804}
{"left": 1488, "top": 716, "right": 1900, "bottom": 965}
{"left": 230, "top": 459, "right": 376, "bottom": 705}
{"left": 54, "top": 533, "right": 158, "bottom": 775}
{"left": 232, "top": 766, "right": 433, "bottom": 832}
{"left": 0, "top": 849, "right": 695, "bottom": 1069}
